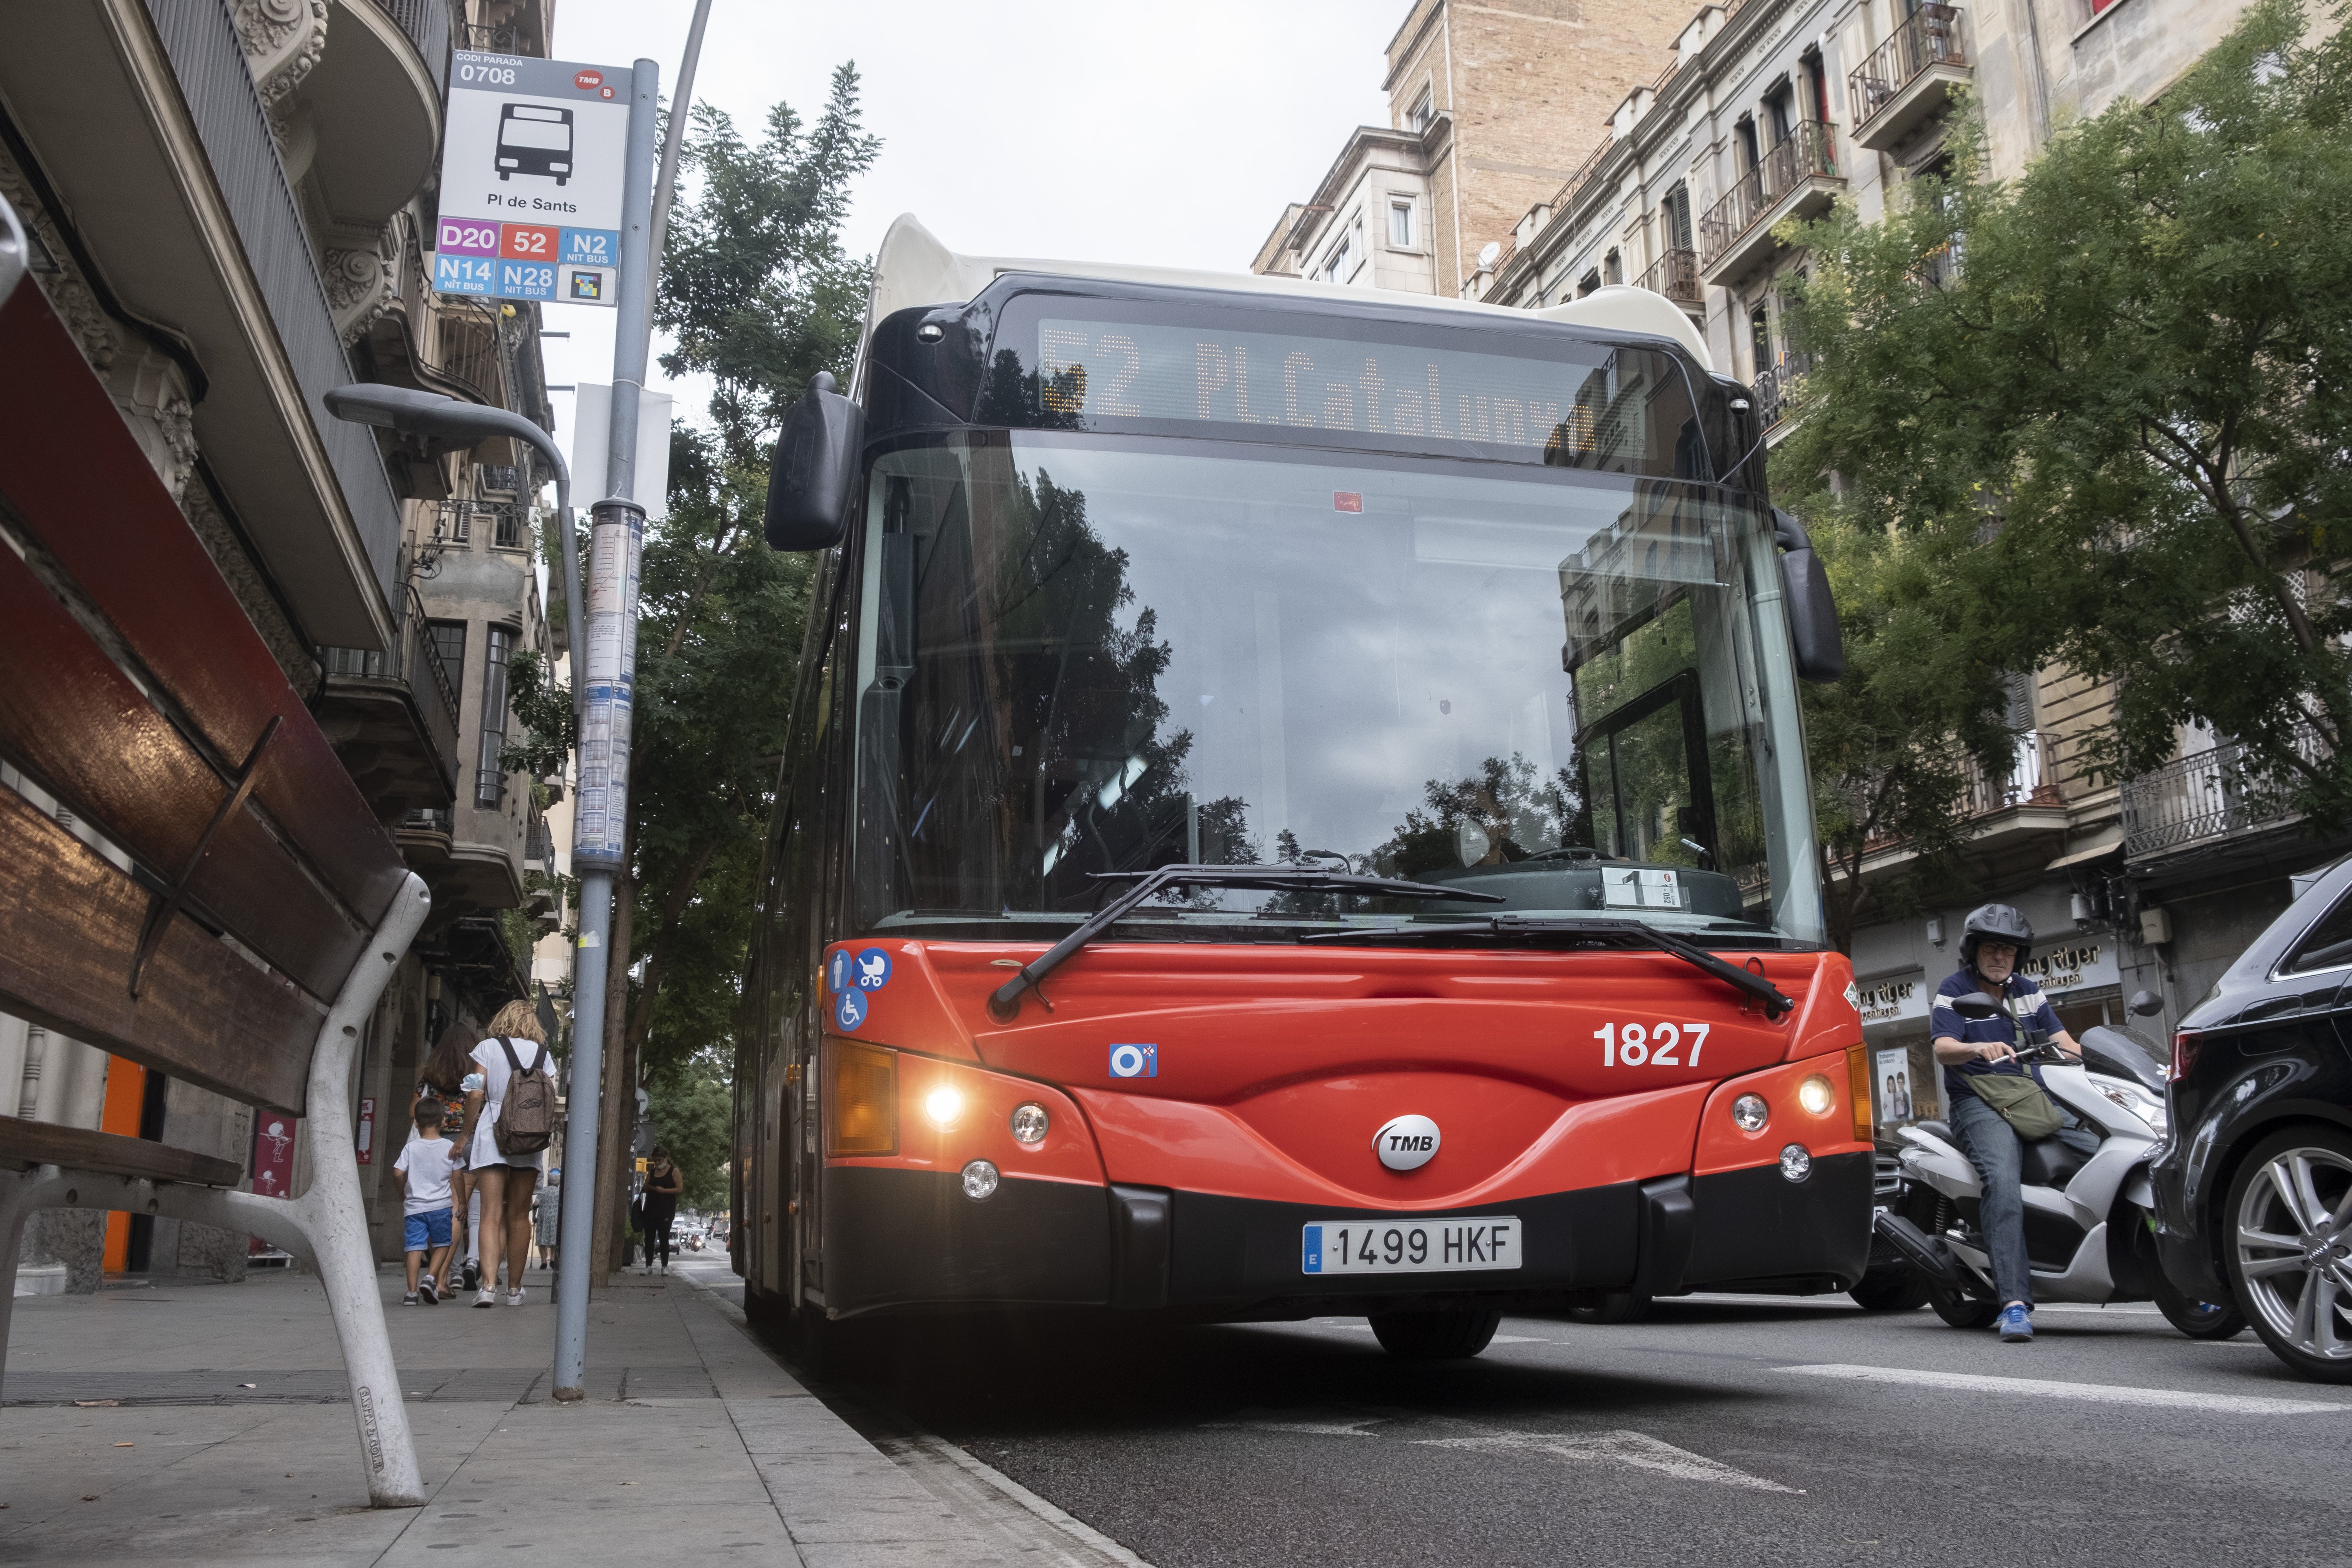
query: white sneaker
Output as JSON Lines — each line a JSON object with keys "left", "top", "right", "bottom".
{"left": 506, "top": 1288, "right": 525, "bottom": 1307}
{"left": 473, "top": 1287, "right": 496, "bottom": 1308}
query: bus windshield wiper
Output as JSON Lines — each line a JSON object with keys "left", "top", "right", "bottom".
{"left": 986, "top": 865, "right": 1502, "bottom": 1022}
{"left": 1303, "top": 914, "right": 1795, "bottom": 1019}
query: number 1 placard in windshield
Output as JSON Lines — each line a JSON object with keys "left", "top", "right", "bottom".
{"left": 433, "top": 52, "right": 630, "bottom": 307}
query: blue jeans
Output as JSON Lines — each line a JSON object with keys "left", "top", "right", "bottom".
{"left": 1947, "top": 1092, "right": 2101, "bottom": 1308}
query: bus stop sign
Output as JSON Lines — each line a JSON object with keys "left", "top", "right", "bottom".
{"left": 433, "top": 52, "right": 632, "bottom": 307}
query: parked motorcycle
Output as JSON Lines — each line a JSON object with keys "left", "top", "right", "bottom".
{"left": 1873, "top": 990, "right": 2246, "bottom": 1339}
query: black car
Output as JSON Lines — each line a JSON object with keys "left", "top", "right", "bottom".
{"left": 2151, "top": 857, "right": 2352, "bottom": 1383}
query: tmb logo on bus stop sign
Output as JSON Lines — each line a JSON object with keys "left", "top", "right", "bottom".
{"left": 433, "top": 52, "right": 629, "bottom": 307}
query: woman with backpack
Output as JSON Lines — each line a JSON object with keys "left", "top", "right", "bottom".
{"left": 449, "top": 999, "right": 557, "bottom": 1308}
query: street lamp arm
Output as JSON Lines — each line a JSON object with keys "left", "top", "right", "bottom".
{"left": 323, "top": 383, "right": 585, "bottom": 730}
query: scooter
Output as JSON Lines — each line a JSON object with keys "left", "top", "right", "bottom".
{"left": 1872, "top": 990, "right": 2246, "bottom": 1339}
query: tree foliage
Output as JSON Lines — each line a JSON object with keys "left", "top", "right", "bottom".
{"left": 1781, "top": 0, "right": 2352, "bottom": 832}
{"left": 576, "top": 69, "right": 877, "bottom": 1270}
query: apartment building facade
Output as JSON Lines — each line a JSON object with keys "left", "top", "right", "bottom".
{"left": 0, "top": 0, "right": 566, "bottom": 1282}
{"left": 1258, "top": 0, "right": 2330, "bottom": 1123}
{"left": 1254, "top": 0, "right": 1698, "bottom": 296}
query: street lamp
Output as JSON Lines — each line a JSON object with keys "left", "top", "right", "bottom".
{"left": 323, "top": 384, "right": 584, "bottom": 729}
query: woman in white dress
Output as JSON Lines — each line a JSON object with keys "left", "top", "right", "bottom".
{"left": 450, "top": 998, "right": 554, "bottom": 1306}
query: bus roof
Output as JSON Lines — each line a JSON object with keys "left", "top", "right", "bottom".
{"left": 863, "top": 214, "right": 1715, "bottom": 381}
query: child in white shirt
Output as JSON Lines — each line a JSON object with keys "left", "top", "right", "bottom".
{"left": 393, "top": 1100, "right": 458, "bottom": 1304}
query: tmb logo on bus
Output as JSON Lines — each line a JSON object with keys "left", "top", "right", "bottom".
{"left": 1374, "top": 1114, "right": 1442, "bottom": 1172}
{"left": 1109, "top": 1043, "right": 1157, "bottom": 1079}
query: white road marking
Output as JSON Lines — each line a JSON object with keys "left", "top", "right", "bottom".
{"left": 1779, "top": 1363, "right": 2352, "bottom": 1415}
{"left": 1204, "top": 1407, "right": 1385, "bottom": 1438}
{"left": 1416, "top": 1427, "right": 1800, "bottom": 1494}
{"left": 1311, "top": 1323, "right": 1547, "bottom": 1344}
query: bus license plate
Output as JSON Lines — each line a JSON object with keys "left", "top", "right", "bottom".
{"left": 1300, "top": 1216, "right": 1520, "bottom": 1276}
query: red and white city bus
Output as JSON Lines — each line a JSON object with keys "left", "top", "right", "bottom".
{"left": 736, "top": 217, "right": 1872, "bottom": 1359}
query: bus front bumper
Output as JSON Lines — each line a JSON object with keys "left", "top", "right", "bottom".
{"left": 818, "top": 1152, "right": 1872, "bottom": 1319}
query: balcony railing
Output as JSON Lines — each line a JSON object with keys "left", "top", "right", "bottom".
{"left": 364, "top": 0, "right": 451, "bottom": 95}
{"left": 2120, "top": 721, "right": 2328, "bottom": 859}
{"left": 318, "top": 585, "right": 461, "bottom": 765}
{"left": 1754, "top": 350, "right": 1811, "bottom": 432}
{"left": 1636, "top": 247, "right": 1700, "bottom": 306}
{"left": 1699, "top": 120, "right": 1839, "bottom": 270}
{"left": 430, "top": 300, "right": 507, "bottom": 403}
{"left": 1850, "top": 5, "right": 1966, "bottom": 138}
{"left": 401, "top": 808, "right": 453, "bottom": 837}
{"left": 460, "top": 20, "right": 524, "bottom": 53}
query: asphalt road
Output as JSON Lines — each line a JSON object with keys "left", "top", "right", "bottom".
{"left": 676, "top": 1262, "right": 2352, "bottom": 1568}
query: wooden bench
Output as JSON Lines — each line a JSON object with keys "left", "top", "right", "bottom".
{"left": 0, "top": 205, "right": 431, "bottom": 1507}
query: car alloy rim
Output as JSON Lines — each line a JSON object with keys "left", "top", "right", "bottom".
{"left": 2235, "top": 1146, "right": 2352, "bottom": 1360}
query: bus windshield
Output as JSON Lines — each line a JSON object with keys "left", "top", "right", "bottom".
{"left": 850, "top": 431, "right": 1823, "bottom": 946}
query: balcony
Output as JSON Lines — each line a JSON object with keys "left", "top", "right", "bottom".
{"left": 1635, "top": 247, "right": 1701, "bottom": 311}
{"left": 2120, "top": 721, "right": 2326, "bottom": 862}
{"left": 1754, "top": 350, "right": 1810, "bottom": 435}
{"left": 1850, "top": 5, "right": 1971, "bottom": 154}
{"left": 1698, "top": 120, "right": 1843, "bottom": 286}
{"left": 299, "top": 0, "right": 447, "bottom": 232}
{"left": 314, "top": 586, "right": 462, "bottom": 818}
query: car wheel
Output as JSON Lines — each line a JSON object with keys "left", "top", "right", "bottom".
{"left": 1565, "top": 1291, "right": 1652, "bottom": 1324}
{"left": 1925, "top": 1279, "right": 1999, "bottom": 1329}
{"left": 1368, "top": 1307, "right": 1503, "bottom": 1359}
{"left": 1849, "top": 1268, "right": 1932, "bottom": 1312}
{"left": 2225, "top": 1126, "right": 2352, "bottom": 1383}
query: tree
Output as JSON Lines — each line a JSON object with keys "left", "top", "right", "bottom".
{"left": 1781, "top": 0, "right": 2352, "bottom": 835}
{"left": 1775, "top": 487, "right": 2012, "bottom": 952}
{"left": 582, "top": 69, "right": 881, "bottom": 1276}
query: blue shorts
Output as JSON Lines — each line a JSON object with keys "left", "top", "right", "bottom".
{"left": 404, "top": 1207, "right": 454, "bottom": 1252}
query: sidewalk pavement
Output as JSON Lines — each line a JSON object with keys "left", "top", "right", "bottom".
{"left": 0, "top": 1261, "right": 1143, "bottom": 1567}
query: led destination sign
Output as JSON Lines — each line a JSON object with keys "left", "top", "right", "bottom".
{"left": 1034, "top": 317, "right": 1695, "bottom": 473}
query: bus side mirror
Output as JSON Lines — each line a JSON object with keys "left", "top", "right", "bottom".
{"left": 765, "top": 371, "right": 864, "bottom": 550}
{"left": 2128, "top": 990, "right": 2163, "bottom": 1017}
{"left": 1772, "top": 509, "right": 1845, "bottom": 682}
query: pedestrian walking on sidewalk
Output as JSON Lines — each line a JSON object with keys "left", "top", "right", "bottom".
{"left": 393, "top": 1099, "right": 457, "bottom": 1304}
{"left": 415, "top": 1019, "right": 483, "bottom": 1292}
{"left": 450, "top": 1000, "right": 556, "bottom": 1308}
{"left": 642, "top": 1147, "right": 683, "bottom": 1273}
{"left": 533, "top": 1167, "right": 560, "bottom": 1270}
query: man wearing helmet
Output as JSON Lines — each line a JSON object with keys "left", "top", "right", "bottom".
{"left": 1930, "top": 903, "right": 2102, "bottom": 1344}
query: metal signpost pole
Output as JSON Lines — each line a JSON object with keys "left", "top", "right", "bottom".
{"left": 553, "top": 56, "right": 660, "bottom": 1404}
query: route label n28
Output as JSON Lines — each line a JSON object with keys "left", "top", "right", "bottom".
{"left": 1593, "top": 1021, "right": 1711, "bottom": 1067}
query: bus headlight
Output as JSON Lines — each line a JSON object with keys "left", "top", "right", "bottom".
{"left": 1009, "top": 1102, "right": 1050, "bottom": 1146}
{"left": 1780, "top": 1144, "right": 1812, "bottom": 1182}
{"left": 1797, "top": 1074, "right": 1836, "bottom": 1116}
{"left": 961, "top": 1160, "right": 1000, "bottom": 1201}
{"left": 1732, "top": 1094, "right": 1769, "bottom": 1132}
{"left": 923, "top": 1085, "right": 965, "bottom": 1129}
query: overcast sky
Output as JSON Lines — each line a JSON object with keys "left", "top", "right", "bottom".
{"left": 531, "top": 0, "right": 1398, "bottom": 463}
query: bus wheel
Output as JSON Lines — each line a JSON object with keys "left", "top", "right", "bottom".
{"left": 1565, "top": 1291, "right": 1652, "bottom": 1324}
{"left": 1368, "top": 1307, "right": 1503, "bottom": 1360}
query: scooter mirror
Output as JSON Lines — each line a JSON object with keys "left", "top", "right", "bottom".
{"left": 2127, "top": 989, "right": 2163, "bottom": 1017}
{"left": 1949, "top": 990, "right": 2001, "bottom": 1020}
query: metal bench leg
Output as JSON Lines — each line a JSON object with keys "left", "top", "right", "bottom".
{"left": 279, "top": 871, "right": 433, "bottom": 1508}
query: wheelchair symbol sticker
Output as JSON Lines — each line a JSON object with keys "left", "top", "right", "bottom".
{"left": 855, "top": 948, "right": 892, "bottom": 990}
{"left": 835, "top": 990, "right": 868, "bottom": 1032}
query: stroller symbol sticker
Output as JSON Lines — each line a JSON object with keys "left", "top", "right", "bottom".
{"left": 855, "top": 949, "right": 892, "bottom": 990}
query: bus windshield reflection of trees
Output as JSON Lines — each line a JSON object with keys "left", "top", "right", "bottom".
{"left": 852, "top": 437, "right": 1803, "bottom": 941}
